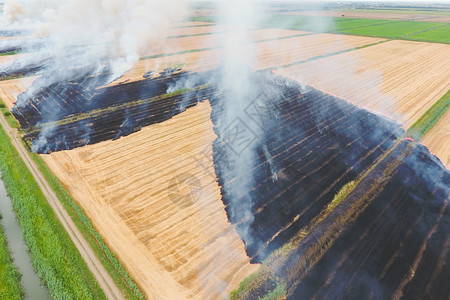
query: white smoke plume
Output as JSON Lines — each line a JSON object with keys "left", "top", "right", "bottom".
{"left": 0, "top": 0, "right": 188, "bottom": 90}
{"left": 213, "top": 0, "right": 262, "bottom": 244}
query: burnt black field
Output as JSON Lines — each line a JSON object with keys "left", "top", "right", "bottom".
{"left": 13, "top": 70, "right": 214, "bottom": 153}
{"left": 11, "top": 70, "right": 450, "bottom": 299}
{"left": 209, "top": 74, "right": 403, "bottom": 262}
{"left": 275, "top": 140, "right": 449, "bottom": 300}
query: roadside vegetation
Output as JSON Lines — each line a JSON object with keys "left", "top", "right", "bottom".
{"left": 0, "top": 116, "right": 106, "bottom": 298}
{"left": 0, "top": 102, "right": 20, "bottom": 129}
{"left": 0, "top": 213, "right": 24, "bottom": 300}
{"left": 30, "top": 154, "right": 145, "bottom": 299}
{"left": 1, "top": 96, "right": 144, "bottom": 298}
{"left": 406, "top": 90, "right": 450, "bottom": 141}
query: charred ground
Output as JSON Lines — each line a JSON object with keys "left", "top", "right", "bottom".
{"left": 10, "top": 70, "right": 450, "bottom": 299}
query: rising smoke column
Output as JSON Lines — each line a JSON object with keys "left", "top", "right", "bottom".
{"left": 1, "top": 0, "right": 188, "bottom": 151}
{"left": 214, "top": 0, "right": 259, "bottom": 244}
{"left": 0, "top": 0, "right": 188, "bottom": 89}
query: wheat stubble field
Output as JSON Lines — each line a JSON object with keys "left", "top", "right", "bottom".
{"left": 42, "top": 101, "right": 259, "bottom": 299}
{"left": 422, "top": 108, "right": 450, "bottom": 167}
{"left": 277, "top": 39, "right": 450, "bottom": 128}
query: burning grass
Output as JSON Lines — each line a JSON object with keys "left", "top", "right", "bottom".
{"left": 16, "top": 70, "right": 413, "bottom": 299}
{"left": 3, "top": 31, "right": 448, "bottom": 296}
{"left": 0, "top": 212, "right": 24, "bottom": 300}
{"left": 39, "top": 85, "right": 209, "bottom": 129}
{"left": 211, "top": 77, "right": 403, "bottom": 263}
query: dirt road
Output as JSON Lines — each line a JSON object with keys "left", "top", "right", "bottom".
{"left": 0, "top": 112, "right": 125, "bottom": 300}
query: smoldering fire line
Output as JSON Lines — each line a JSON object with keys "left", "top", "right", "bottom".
{"left": 10, "top": 68, "right": 404, "bottom": 254}
{"left": 0, "top": 0, "right": 188, "bottom": 95}
{"left": 12, "top": 67, "right": 449, "bottom": 300}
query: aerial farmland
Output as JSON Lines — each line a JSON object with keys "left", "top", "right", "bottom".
{"left": 0, "top": 1, "right": 448, "bottom": 300}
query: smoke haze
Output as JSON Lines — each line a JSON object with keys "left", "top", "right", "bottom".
{"left": 0, "top": 0, "right": 187, "bottom": 86}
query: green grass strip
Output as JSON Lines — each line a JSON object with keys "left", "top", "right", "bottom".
{"left": 190, "top": 16, "right": 216, "bottom": 23}
{"left": 406, "top": 90, "right": 450, "bottom": 141}
{"left": 261, "top": 14, "right": 400, "bottom": 33}
{"left": 324, "top": 181, "right": 357, "bottom": 214}
{"left": 0, "top": 103, "right": 20, "bottom": 129}
{"left": 0, "top": 213, "right": 24, "bottom": 300}
{"left": 405, "top": 24, "right": 450, "bottom": 43}
{"left": 0, "top": 119, "right": 106, "bottom": 299}
{"left": 29, "top": 154, "right": 145, "bottom": 299}
{"left": 0, "top": 95, "right": 145, "bottom": 298}
{"left": 339, "top": 21, "right": 448, "bottom": 39}
{"left": 0, "top": 74, "right": 25, "bottom": 82}
{"left": 176, "top": 23, "right": 215, "bottom": 28}
{"left": 259, "top": 283, "right": 286, "bottom": 300}
{"left": 200, "top": 14, "right": 450, "bottom": 44}
{"left": 0, "top": 51, "right": 17, "bottom": 56}
{"left": 230, "top": 272, "right": 261, "bottom": 300}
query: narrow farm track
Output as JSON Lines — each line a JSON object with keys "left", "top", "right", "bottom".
{"left": 0, "top": 113, "right": 125, "bottom": 300}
